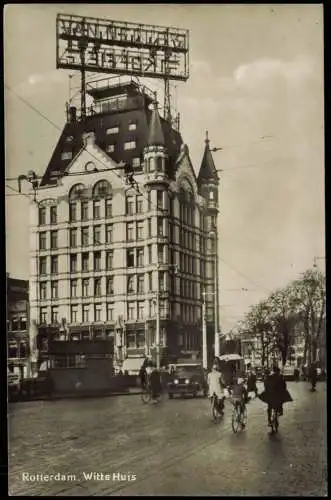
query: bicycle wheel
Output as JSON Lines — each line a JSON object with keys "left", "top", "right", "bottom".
{"left": 241, "top": 406, "right": 248, "bottom": 427}
{"left": 141, "top": 388, "right": 152, "bottom": 404}
{"left": 232, "top": 405, "right": 241, "bottom": 433}
{"left": 270, "top": 408, "right": 278, "bottom": 433}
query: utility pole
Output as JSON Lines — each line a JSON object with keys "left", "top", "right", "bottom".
{"left": 202, "top": 288, "right": 208, "bottom": 369}
{"left": 214, "top": 233, "right": 219, "bottom": 358}
{"left": 156, "top": 262, "right": 161, "bottom": 370}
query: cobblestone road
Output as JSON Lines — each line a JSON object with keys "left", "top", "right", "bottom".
{"left": 8, "top": 381, "right": 327, "bottom": 496}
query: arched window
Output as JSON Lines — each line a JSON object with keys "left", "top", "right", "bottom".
{"left": 93, "top": 180, "right": 112, "bottom": 199}
{"left": 69, "top": 183, "right": 85, "bottom": 201}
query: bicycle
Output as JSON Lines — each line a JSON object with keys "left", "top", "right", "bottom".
{"left": 210, "top": 393, "right": 224, "bottom": 423}
{"left": 231, "top": 398, "right": 247, "bottom": 433}
{"left": 141, "top": 382, "right": 162, "bottom": 404}
{"left": 269, "top": 407, "right": 279, "bottom": 434}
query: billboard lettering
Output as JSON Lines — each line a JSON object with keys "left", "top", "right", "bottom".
{"left": 56, "top": 14, "right": 189, "bottom": 81}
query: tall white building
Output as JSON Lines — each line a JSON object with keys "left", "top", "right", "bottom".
{"left": 29, "top": 78, "right": 220, "bottom": 366}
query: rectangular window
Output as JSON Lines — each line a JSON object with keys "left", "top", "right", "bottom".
{"left": 50, "top": 206, "right": 57, "bottom": 225}
{"left": 50, "top": 231, "right": 58, "bottom": 249}
{"left": 127, "top": 275, "right": 135, "bottom": 294}
{"left": 94, "top": 251, "right": 101, "bottom": 271}
{"left": 81, "top": 201, "right": 89, "bottom": 221}
{"left": 106, "top": 144, "right": 115, "bottom": 153}
{"left": 51, "top": 306, "right": 59, "bottom": 324}
{"left": 137, "top": 302, "right": 145, "bottom": 320}
{"left": 148, "top": 272, "right": 153, "bottom": 291}
{"left": 137, "top": 274, "right": 144, "bottom": 294}
{"left": 127, "top": 223, "right": 134, "bottom": 241}
{"left": 137, "top": 248, "right": 144, "bottom": 267}
{"left": 106, "top": 224, "right": 113, "bottom": 243}
{"left": 40, "top": 307, "right": 47, "bottom": 324}
{"left": 159, "top": 271, "right": 165, "bottom": 291}
{"left": 127, "top": 302, "right": 135, "bottom": 320}
{"left": 107, "top": 303, "right": 114, "bottom": 321}
{"left": 82, "top": 252, "right": 89, "bottom": 272}
{"left": 70, "top": 254, "right": 77, "bottom": 273}
{"left": 105, "top": 199, "right": 112, "bottom": 218}
{"left": 70, "top": 228, "right": 77, "bottom": 248}
{"left": 71, "top": 279, "right": 78, "bottom": 298}
{"left": 51, "top": 281, "right": 58, "bottom": 299}
{"left": 93, "top": 201, "right": 101, "bottom": 219}
{"left": 147, "top": 191, "right": 152, "bottom": 211}
{"left": 82, "top": 305, "right": 90, "bottom": 323}
{"left": 127, "top": 249, "right": 134, "bottom": 268}
{"left": 158, "top": 244, "right": 164, "bottom": 264}
{"left": 157, "top": 217, "right": 164, "bottom": 237}
{"left": 71, "top": 305, "right": 78, "bottom": 323}
{"left": 39, "top": 232, "right": 47, "bottom": 250}
{"left": 94, "top": 278, "right": 102, "bottom": 297}
{"left": 82, "top": 278, "right": 89, "bottom": 297}
{"left": 40, "top": 257, "right": 47, "bottom": 275}
{"left": 69, "top": 203, "right": 77, "bottom": 222}
{"left": 132, "top": 157, "right": 141, "bottom": 169}
{"left": 124, "top": 140, "right": 136, "bottom": 150}
{"left": 94, "top": 225, "right": 101, "bottom": 245}
{"left": 106, "top": 126, "right": 119, "bottom": 135}
{"left": 95, "top": 304, "right": 102, "bottom": 322}
{"left": 106, "top": 276, "right": 114, "bottom": 295}
{"left": 126, "top": 196, "right": 134, "bottom": 215}
{"left": 129, "top": 123, "right": 137, "bottom": 131}
{"left": 106, "top": 251, "right": 113, "bottom": 270}
{"left": 136, "top": 196, "right": 143, "bottom": 214}
{"left": 51, "top": 256, "right": 58, "bottom": 274}
{"left": 148, "top": 245, "right": 152, "bottom": 264}
{"left": 81, "top": 227, "right": 89, "bottom": 247}
{"left": 157, "top": 191, "right": 163, "bottom": 210}
{"left": 39, "top": 207, "right": 46, "bottom": 225}
{"left": 148, "top": 218, "right": 152, "bottom": 238}
{"left": 40, "top": 281, "right": 47, "bottom": 300}
{"left": 137, "top": 221, "right": 144, "bottom": 240}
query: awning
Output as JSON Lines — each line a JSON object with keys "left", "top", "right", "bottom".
{"left": 219, "top": 354, "right": 243, "bottom": 362}
{"left": 122, "top": 357, "right": 145, "bottom": 373}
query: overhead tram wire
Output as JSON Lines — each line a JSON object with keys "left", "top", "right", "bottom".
{"left": 218, "top": 255, "right": 272, "bottom": 295}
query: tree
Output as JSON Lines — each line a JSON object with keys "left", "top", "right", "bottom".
{"left": 244, "top": 300, "right": 274, "bottom": 367}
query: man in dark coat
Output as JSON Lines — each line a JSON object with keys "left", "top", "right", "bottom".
{"left": 247, "top": 368, "right": 258, "bottom": 397}
{"left": 259, "top": 366, "right": 293, "bottom": 426}
{"left": 308, "top": 363, "right": 318, "bottom": 391}
{"left": 150, "top": 365, "right": 162, "bottom": 401}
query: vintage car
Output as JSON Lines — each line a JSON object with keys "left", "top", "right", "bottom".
{"left": 167, "top": 363, "right": 208, "bottom": 398}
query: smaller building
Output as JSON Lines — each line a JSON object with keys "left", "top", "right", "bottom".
{"left": 7, "top": 274, "right": 29, "bottom": 379}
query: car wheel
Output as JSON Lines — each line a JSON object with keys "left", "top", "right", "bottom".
{"left": 168, "top": 393, "right": 173, "bottom": 399}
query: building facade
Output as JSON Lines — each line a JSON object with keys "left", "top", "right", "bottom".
{"left": 7, "top": 274, "right": 29, "bottom": 378}
{"left": 29, "top": 78, "right": 219, "bottom": 367}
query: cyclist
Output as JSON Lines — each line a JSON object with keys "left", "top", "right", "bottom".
{"left": 207, "top": 363, "right": 226, "bottom": 415}
{"left": 230, "top": 376, "right": 248, "bottom": 425}
{"left": 149, "top": 364, "right": 162, "bottom": 402}
{"left": 259, "top": 365, "right": 293, "bottom": 427}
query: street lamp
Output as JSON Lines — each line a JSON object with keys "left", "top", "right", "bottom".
{"left": 209, "top": 229, "right": 220, "bottom": 359}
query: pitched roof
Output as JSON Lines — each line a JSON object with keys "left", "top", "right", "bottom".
{"left": 197, "top": 131, "right": 219, "bottom": 184}
{"left": 40, "top": 86, "right": 183, "bottom": 186}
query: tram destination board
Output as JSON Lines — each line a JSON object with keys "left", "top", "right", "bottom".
{"left": 56, "top": 14, "right": 189, "bottom": 81}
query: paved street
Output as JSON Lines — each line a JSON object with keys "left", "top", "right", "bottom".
{"left": 8, "top": 381, "right": 327, "bottom": 496}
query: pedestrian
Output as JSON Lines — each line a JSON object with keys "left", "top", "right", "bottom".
{"left": 247, "top": 367, "right": 258, "bottom": 398}
{"left": 293, "top": 367, "right": 300, "bottom": 382}
{"left": 149, "top": 364, "right": 162, "bottom": 402}
{"left": 258, "top": 365, "right": 293, "bottom": 427}
{"left": 308, "top": 363, "right": 318, "bottom": 391}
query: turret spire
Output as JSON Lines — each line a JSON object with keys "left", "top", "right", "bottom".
{"left": 198, "top": 132, "right": 218, "bottom": 184}
{"left": 147, "top": 98, "right": 165, "bottom": 147}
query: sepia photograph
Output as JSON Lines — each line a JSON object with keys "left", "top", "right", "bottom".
{"left": 5, "top": 3, "right": 326, "bottom": 496}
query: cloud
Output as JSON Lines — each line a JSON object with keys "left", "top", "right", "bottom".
{"left": 233, "top": 55, "right": 315, "bottom": 89}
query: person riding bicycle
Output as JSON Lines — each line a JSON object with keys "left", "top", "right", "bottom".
{"left": 259, "top": 365, "right": 293, "bottom": 427}
{"left": 230, "top": 376, "right": 248, "bottom": 423}
{"left": 207, "top": 363, "right": 226, "bottom": 414}
{"left": 149, "top": 364, "right": 162, "bottom": 402}
{"left": 139, "top": 358, "right": 153, "bottom": 389}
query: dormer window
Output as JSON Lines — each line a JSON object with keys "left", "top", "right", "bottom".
{"left": 124, "top": 140, "right": 136, "bottom": 150}
{"left": 61, "top": 151, "right": 72, "bottom": 161}
{"left": 66, "top": 136, "right": 74, "bottom": 143}
{"left": 106, "top": 144, "right": 115, "bottom": 153}
{"left": 129, "top": 123, "right": 137, "bottom": 131}
{"left": 132, "top": 157, "right": 141, "bottom": 169}
{"left": 106, "top": 126, "right": 119, "bottom": 135}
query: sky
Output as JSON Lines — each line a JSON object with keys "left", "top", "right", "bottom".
{"left": 4, "top": 4, "right": 325, "bottom": 332}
